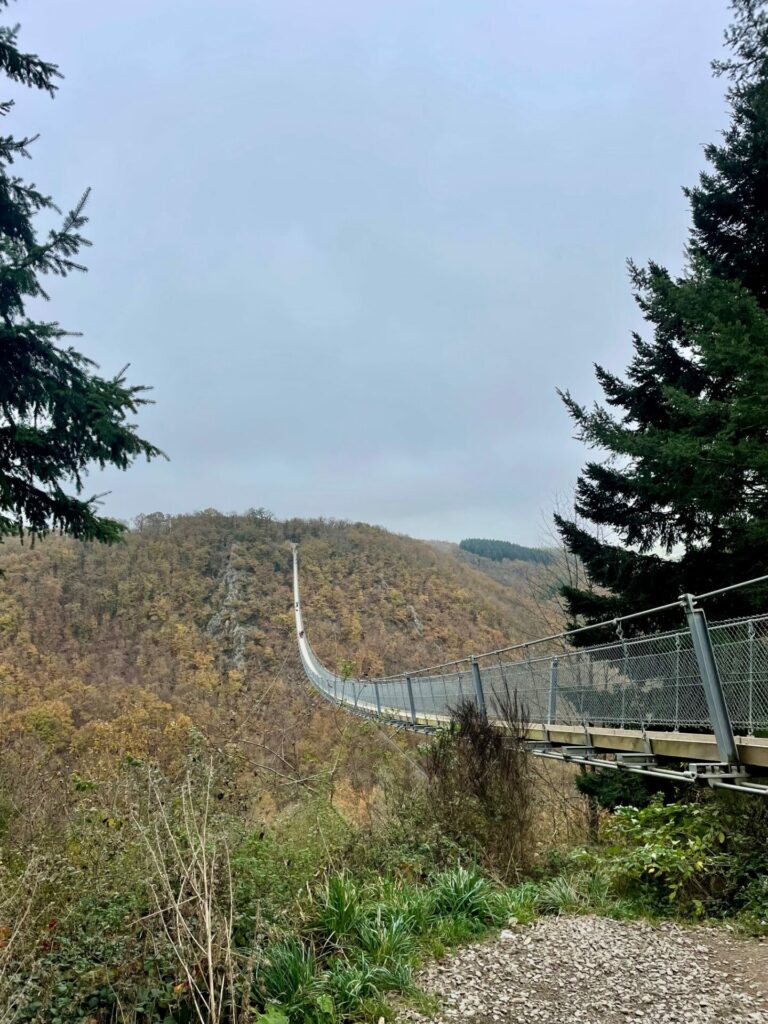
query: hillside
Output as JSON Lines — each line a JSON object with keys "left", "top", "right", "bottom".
{"left": 4, "top": 512, "right": 768, "bottom": 1024}
{"left": 0, "top": 510, "right": 560, "bottom": 791}
{"left": 429, "top": 539, "right": 567, "bottom": 634}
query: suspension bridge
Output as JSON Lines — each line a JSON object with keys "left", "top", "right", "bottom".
{"left": 291, "top": 545, "right": 768, "bottom": 795}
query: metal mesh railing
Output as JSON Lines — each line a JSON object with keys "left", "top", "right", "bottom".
{"left": 300, "top": 616, "right": 768, "bottom": 734}
{"left": 709, "top": 614, "right": 768, "bottom": 733}
{"left": 478, "top": 628, "right": 705, "bottom": 731}
{"left": 292, "top": 548, "right": 768, "bottom": 738}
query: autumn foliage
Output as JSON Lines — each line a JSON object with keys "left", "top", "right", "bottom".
{"left": 0, "top": 509, "right": 555, "bottom": 799}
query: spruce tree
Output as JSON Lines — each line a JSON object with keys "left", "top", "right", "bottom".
{"left": 0, "top": 3, "right": 161, "bottom": 544}
{"left": 556, "top": 0, "right": 768, "bottom": 630}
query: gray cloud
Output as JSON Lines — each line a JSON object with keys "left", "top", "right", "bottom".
{"left": 19, "top": 0, "right": 729, "bottom": 543}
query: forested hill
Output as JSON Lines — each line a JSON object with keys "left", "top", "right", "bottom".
{"left": 430, "top": 538, "right": 563, "bottom": 601}
{"left": 458, "top": 538, "right": 555, "bottom": 565}
{"left": 0, "top": 510, "right": 558, "bottom": 783}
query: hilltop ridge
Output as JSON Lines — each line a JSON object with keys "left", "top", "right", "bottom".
{"left": 0, "top": 510, "right": 561, "bottom": 781}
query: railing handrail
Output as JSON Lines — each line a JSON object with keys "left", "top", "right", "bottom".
{"left": 690, "top": 574, "right": 768, "bottom": 602}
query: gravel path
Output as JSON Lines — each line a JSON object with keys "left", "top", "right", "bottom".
{"left": 399, "top": 916, "right": 768, "bottom": 1024}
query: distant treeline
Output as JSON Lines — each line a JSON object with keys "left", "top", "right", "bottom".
{"left": 459, "top": 538, "right": 554, "bottom": 565}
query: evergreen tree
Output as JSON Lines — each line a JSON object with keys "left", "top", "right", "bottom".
{"left": 0, "top": 3, "right": 161, "bottom": 544}
{"left": 689, "top": 0, "right": 768, "bottom": 301}
{"left": 556, "top": 0, "right": 768, "bottom": 631}
{"left": 459, "top": 538, "right": 554, "bottom": 565}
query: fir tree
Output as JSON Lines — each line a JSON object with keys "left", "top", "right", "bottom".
{"left": 688, "top": 0, "right": 768, "bottom": 302}
{"left": 0, "top": 3, "right": 161, "bottom": 544}
{"left": 556, "top": 0, "right": 768, "bottom": 630}
{"left": 459, "top": 538, "right": 554, "bottom": 565}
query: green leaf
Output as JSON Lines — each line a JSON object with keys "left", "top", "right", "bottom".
{"left": 253, "top": 1005, "right": 290, "bottom": 1024}
{"left": 316, "top": 992, "right": 335, "bottom": 1018}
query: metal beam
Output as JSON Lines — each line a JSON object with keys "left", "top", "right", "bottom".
{"left": 682, "top": 594, "right": 739, "bottom": 765}
{"left": 405, "top": 676, "right": 417, "bottom": 725}
{"left": 471, "top": 657, "right": 487, "bottom": 718}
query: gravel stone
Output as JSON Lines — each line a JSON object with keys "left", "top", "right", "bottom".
{"left": 399, "top": 916, "right": 768, "bottom": 1024}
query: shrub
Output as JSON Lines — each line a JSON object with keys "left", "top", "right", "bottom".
{"left": 575, "top": 765, "right": 681, "bottom": 811}
{"left": 420, "top": 698, "right": 535, "bottom": 881}
{"left": 601, "top": 796, "right": 768, "bottom": 917}
{"left": 234, "top": 799, "right": 352, "bottom": 932}
{"left": 738, "top": 875, "right": 768, "bottom": 934}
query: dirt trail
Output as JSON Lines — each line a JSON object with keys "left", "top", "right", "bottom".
{"left": 399, "top": 916, "right": 768, "bottom": 1024}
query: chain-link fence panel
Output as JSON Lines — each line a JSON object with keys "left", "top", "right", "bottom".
{"left": 708, "top": 614, "right": 768, "bottom": 732}
{"left": 481, "top": 630, "right": 710, "bottom": 731}
{"left": 296, "top": 598, "right": 768, "bottom": 736}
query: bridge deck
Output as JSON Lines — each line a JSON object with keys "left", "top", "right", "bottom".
{"left": 331, "top": 700, "right": 768, "bottom": 768}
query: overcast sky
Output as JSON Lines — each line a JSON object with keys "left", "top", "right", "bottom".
{"left": 19, "top": 1, "right": 731, "bottom": 544}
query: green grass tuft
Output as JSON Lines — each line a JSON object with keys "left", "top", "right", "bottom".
{"left": 427, "top": 864, "right": 495, "bottom": 921}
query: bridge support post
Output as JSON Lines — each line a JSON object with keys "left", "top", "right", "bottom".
{"left": 682, "top": 594, "right": 739, "bottom": 765}
{"left": 373, "top": 680, "right": 382, "bottom": 719}
{"left": 548, "top": 658, "right": 558, "bottom": 725}
{"left": 471, "top": 657, "right": 487, "bottom": 719}
{"left": 405, "top": 676, "right": 417, "bottom": 725}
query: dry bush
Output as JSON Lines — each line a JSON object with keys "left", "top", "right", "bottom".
{"left": 0, "top": 861, "right": 40, "bottom": 1024}
{"left": 136, "top": 767, "right": 253, "bottom": 1024}
{"left": 528, "top": 758, "right": 591, "bottom": 853}
{"left": 421, "top": 697, "right": 535, "bottom": 882}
